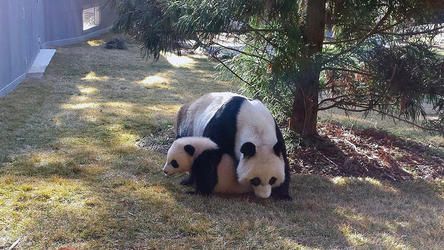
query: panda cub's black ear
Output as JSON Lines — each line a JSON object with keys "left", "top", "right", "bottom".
{"left": 241, "top": 142, "right": 256, "bottom": 157}
{"left": 184, "top": 145, "right": 195, "bottom": 156}
{"left": 273, "top": 142, "right": 282, "bottom": 156}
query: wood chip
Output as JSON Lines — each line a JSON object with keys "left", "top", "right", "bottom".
{"left": 8, "top": 237, "right": 22, "bottom": 250}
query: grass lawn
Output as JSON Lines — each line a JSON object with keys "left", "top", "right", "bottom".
{"left": 1, "top": 37, "right": 443, "bottom": 249}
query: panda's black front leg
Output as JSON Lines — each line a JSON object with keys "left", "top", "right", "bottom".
{"left": 272, "top": 124, "right": 292, "bottom": 201}
{"left": 271, "top": 162, "right": 292, "bottom": 200}
{"left": 191, "top": 150, "right": 220, "bottom": 196}
{"left": 272, "top": 182, "right": 292, "bottom": 200}
{"left": 180, "top": 174, "right": 195, "bottom": 186}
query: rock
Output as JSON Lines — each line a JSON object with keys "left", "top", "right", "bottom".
{"left": 104, "top": 38, "right": 127, "bottom": 50}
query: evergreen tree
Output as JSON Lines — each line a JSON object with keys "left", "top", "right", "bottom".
{"left": 112, "top": 0, "right": 444, "bottom": 139}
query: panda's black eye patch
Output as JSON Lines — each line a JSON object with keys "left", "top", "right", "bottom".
{"left": 171, "top": 160, "right": 179, "bottom": 168}
{"left": 241, "top": 142, "right": 256, "bottom": 157}
{"left": 184, "top": 144, "right": 195, "bottom": 156}
{"left": 269, "top": 177, "right": 277, "bottom": 185}
{"left": 250, "top": 177, "right": 261, "bottom": 186}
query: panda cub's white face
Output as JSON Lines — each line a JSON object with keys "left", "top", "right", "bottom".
{"left": 163, "top": 137, "right": 218, "bottom": 176}
{"left": 237, "top": 142, "right": 285, "bottom": 198}
{"left": 163, "top": 140, "right": 195, "bottom": 176}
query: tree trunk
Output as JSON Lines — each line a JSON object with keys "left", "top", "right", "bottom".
{"left": 289, "top": 0, "right": 326, "bottom": 138}
{"left": 289, "top": 65, "right": 320, "bottom": 138}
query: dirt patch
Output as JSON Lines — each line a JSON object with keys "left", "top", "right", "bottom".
{"left": 136, "top": 127, "right": 176, "bottom": 154}
{"left": 292, "top": 122, "right": 444, "bottom": 181}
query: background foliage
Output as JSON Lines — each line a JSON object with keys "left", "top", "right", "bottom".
{"left": 112, "top": 0, "right": 444, "bottom": 134}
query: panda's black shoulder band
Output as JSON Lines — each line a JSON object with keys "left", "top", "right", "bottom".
{"left": 191, "top": 149, "right": 223, "bottom": 195}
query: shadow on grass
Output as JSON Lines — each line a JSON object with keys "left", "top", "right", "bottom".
{"left": 117, "top": 175, "right": 444, "bottom": 248}
{"left": 3, "top": 166, "right": 442, "bottom": 248}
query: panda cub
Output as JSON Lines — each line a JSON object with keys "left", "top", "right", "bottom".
{"left": 163, "top": 137, "right": 251, "bottom": 195}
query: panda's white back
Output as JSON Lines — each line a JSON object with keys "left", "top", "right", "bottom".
{"left": 185, "top": 92, "right": 241, "bottom": 136}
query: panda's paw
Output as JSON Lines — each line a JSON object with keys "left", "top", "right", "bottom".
{"left": 198, "top": 191, "right": 211, "bottom": 197}
{"left": 180, "top": 176, "right": 194, "bottom": 186}
{"left": 279, "top": 195, "right": 293, "bottom": 201}
{"left": 272, "top": 193, "right": 292, "bottom": 201}
{"left": 186, "top": 190, "right": 211, "bottom": 197}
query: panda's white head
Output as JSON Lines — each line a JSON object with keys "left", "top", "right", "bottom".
{"left": 237, "top": 141, "right": 285, "bottom": 198}
{"left": 163, "top": 137, "right": 218, "bottom": 175}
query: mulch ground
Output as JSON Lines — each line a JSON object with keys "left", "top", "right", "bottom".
{"left": 292, "top": 123, "right": 444, "bottom": 181}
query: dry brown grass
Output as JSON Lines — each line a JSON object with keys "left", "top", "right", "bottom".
{"left": 0, "top": 36, "right": 443, "bottom": 249}
{"left": 319, "top": 109, "right": 444, "bottom": 151}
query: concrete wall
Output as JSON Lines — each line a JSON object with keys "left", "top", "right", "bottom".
{"left": 0, "top": 0, "right": 115, "bottom": 96}
{"left": 0, "top": 0, "right": 44, "bottom": 96}
{"left": 42, "top": 0, "right": 116, "bottom": 47}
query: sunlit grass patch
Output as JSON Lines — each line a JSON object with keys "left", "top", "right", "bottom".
{"left": 163, "top": 52, "right": 198, "bottom": 68}
{"left": 340, "top": 224, "right": 369, "bottom": 246}
{"left": 331, "top": 177, "right": 399, "bottom": 194}
{"left": 77, "top": 85, "right": 98, "bottom": 95}
{"left": 62, "top": 102, "right": 100, "bottom": 110}
{"left": 81, "top": 71, "right": 110, "bottom": 82}
{"left": 0, "top": 175, "right": 92, "bottom": 241}
{"left": 136, "top": 74, "right": 171, "bottom": 89}
{"left": 87, "top": 39, "right": 105, "bottom": 47}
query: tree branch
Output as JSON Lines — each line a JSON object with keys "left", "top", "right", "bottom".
{"left": 325, "top": 7, "right": 392, "bottom": 63}
{"left": 210, "top": 42, "right": 271, "bottom": 63}
{"left": 336, "top": 106, "right": 373, "bottom": 112}
{"left": 194, "top": 27, "right": 284, "bottom": 34}
{"left": 232, "top": 35, "right": 264, "bottom": 53}
{"left": 322, "top": 67, "right": 373, "bottom": 76}
{"left": 382, "top": 25, "right": 444, "bottom": 36}
{"left": 246, "top": 24, "right": 281, "bottom": 49}
{"left": 336, "top": 105, "right": 442, "bottom": 133}
{"left": 209, "top": 55, "right": 254, "bottom": 87}
{"left": 318, "top": 94, "right": 349, "bottom": 107}
{"left": 318, "top": 94, "right": 375, "bottom": 111}
{"left": 318, "top": 101, "right": 343, "bottom": 111}
{"left": 323, "top": 19, "right": 403, "bottom": 45}
{"left": 369, "top": 107, "right": 441, "bottom": 133}
{"left": 323, "top": 37, "right": 361, "bottom": 45}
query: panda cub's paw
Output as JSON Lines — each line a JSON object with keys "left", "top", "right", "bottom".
{"left": 276, "top": 195, "right": 293, "bottom": 201}
{"left": 185, "top": 190, "right": 211, "bottom": 197}
{"left": 272, "top": 192, "right": 293, "bottom": 201}
{"left": 180, "top": 176, "right": 194, "bottom": 186}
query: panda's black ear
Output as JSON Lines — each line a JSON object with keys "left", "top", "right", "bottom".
{"left": 273, "top": 142, "right": 282, "bottom": 156}
{"left": 240, "top": 142, "right": 256, "bottom": 157}
{"left": 184, "top": 145, "right": 195, "bottom": 156}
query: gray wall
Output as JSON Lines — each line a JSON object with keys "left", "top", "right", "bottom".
{"left": 0, "top": 0, "right": 44, "bottom": 95}
{"left": 0, "top": 0, "right": 115, "bottom": 96}
{"left": 42, "top": 0, "right": 116, "bottom": 47}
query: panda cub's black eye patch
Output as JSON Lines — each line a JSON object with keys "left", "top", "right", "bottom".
{"left": 171, "top": 160, "right": 179, "bottom": 168}
{"left": 250, "top": 177, "right": 261, "bottom": 186}
{"left": 269, "top": 177, "right": 277, "bottom": 185}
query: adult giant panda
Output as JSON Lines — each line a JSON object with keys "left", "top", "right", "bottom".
{"left": 176, "top": 92, "right": 291, "bottom": 200}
